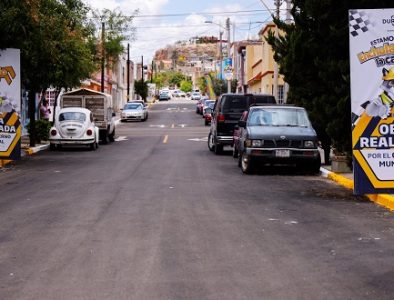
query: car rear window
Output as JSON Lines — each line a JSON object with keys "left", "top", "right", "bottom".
{"left": 59, "top": 112, "right": 86, "bottom": 122}
{"left": 251, "top": 95, "right": 276, "bottom": 104}
{"left": 222, "top": 96, "right": 248, "bottom": 113}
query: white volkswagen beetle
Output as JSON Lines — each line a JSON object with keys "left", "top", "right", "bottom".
{"left": 49, "top": 107, "right": 100, "bottom": 150}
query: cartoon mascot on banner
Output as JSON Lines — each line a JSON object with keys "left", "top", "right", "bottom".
{"left": 352, "top": 67, "right": 394, "bottom": 126}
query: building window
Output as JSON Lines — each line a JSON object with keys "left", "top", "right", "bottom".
{"left": 278, "top": 85, "right": 284, "bottom": 103}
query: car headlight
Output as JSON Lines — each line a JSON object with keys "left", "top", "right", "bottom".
{"left": 304, "top": 140, "right": 315, "bottom": 148}
{"left": 252, "top": 140, "right": 263, "bottom": 147}
{"left": 245, "top": 139, "right": 263, "bottom": 147}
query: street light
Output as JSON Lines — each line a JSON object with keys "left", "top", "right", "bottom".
{"left": 205, "top": 19, "right": 232, "bottom": 93}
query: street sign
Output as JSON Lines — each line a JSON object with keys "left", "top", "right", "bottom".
{"left": 349, "top": 8, "right": 394, "bottom": 194}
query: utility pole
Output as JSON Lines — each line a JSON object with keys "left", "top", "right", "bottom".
{"left": 273, "top": 0, "right": 280, "bottom": 102}
{"left": 226, "top": 17, "right": 231, "bottom": 93}
{"left": 127, "top": 43, "right": 130, "bottom": 101}
{"left": 101, "top": 22, "right": 105, "bottom": 93}
{"left": 284, "top": 0, "right": 291, "bottom": 103}
{"left": 219, "top": 31, "right": 223, "bottom": 81}
{"left": 151, "top": 60, "right": 154, "bottom": 83}
{"left": 141, "top": 55, "right": 144, "bottom": 83}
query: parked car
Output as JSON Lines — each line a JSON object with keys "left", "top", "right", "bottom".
{"left": 159, "top": 91, "right": 171, "bottom": 101}
{"left": 178, "top": 91, "right": 186, "bottom": 97}
{"left": 191, "top": 92, "right": 202, "bottom": 100}
{"left": 232, "top": 110, "right": 249, "bottom": 158}
{"left": 196, "top": 99, "right": 203, "bottom": 114}
{"left": 203, "top": 107, "right": 213, "bottom": 126}
{"left": 120, "top": 102, "right": 148, "bottom": 122}
{"left": 59, "top": 88, "right": 116, "bottom": 144}
{"left": 236, "top": 105, "right": 321, "bottom": 174}
{"left": 49, "top": 107, "right": 99, "bottom": 150}
{"left": 202, "top": 100, "right": 216, "bottom": 117}
{"left": 129, "top": 100, "right": 147, "bottom": 107}
{"left": 208, "top": 93, "right": 276, "bottom": 154}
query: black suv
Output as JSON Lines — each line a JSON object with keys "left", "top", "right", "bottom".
{"left": 237, "top": 105, "right": 321, "bottom": 174}
{"left": 208, "top": 93, "right": 276, "bottom": 154}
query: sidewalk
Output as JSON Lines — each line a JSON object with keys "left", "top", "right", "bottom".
{"left": 320, "top": 166, "right": 394, "bottom": 211}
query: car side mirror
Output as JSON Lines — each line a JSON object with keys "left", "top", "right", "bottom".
{"left": 238, "top": 120, "right": 246, "bottom": 128}
{"left": 120, "top": 108, "right": 123, "bottom": 111}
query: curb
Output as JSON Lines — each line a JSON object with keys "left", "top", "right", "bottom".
{"left": 320, "top": 167, "right": 394, "bottom": 211}
{"left": 0, "top": 144, "right": 50, "bottom": 168}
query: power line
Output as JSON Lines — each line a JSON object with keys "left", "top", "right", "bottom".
{"left": 133, "top": 9, "right": 271, "bottom": 18}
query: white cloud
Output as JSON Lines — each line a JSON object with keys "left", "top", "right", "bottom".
{"left": 84, "top": 0, "right": 274, "bottom": 62}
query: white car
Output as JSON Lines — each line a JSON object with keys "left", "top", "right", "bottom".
{"left": 49, "top": 107, "right": 100, "bottom": 150}
{"left": 120, "top": 103, "right": 148, "bottom": 122}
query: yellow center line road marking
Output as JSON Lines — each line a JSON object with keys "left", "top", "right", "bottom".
{"left": 163, "top": 135, "right": 169, "bottom": 144}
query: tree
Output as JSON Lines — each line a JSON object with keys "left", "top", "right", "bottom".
{"left": 197, "top": 77, "right": 207, "bottom": 95}
{"left": 180, "top": 80, "right": 192, "bottom": 92}
{"left": 0, "top": 0, "right": 96, "bottom": 146}
{"left": 211, "top": 75, "right": 237, "bottom": 96}
{"left": 134, "top": 79, "right": 148, "bottom": 101}
{"left": 265, "top": 0, "right": 393, "bottom": 164}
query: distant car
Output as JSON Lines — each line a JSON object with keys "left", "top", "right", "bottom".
{"left": 191, "top": 92, "right": 201, "bottom": 100}
{"left": 202, "top": 100, "right": 216, "bottom": 117}
{"left": 49, "top": 107, "right": 99, "bottom": 150}
{"left": 159, "top": 91, "right": 171, "bottom": 101}
{"left": 128, "top": 100, "right": 147, "bottom": 107}
{"left": 178, "top": 91, "right": 186, "bottom": 97}
{"left": 236, "top": 105, "right": 321, "bottom": 174}
{"left": 203, "top": 107, "right": 213, "bottom": 126}
{"left": 120, "top": 103, "right": 148, "bottom": 122}
{"left": 171, "top": 90, "right": 180, "bottom": 97}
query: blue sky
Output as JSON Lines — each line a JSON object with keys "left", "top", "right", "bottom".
{"left": 85, "top": 0, "right": 278, "bottom": 62}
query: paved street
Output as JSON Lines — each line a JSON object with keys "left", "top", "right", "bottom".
{"left": 1, "top": 99, "right": 394, "bottom": 299}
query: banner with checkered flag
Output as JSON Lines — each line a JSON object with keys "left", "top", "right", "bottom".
{"left": 349, "top": 10, "right": 376, "bottom": 37}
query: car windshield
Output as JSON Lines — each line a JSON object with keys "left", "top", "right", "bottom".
{"left": 124, "top": 104, "right": 142, "bottom": 110}
{"left": 248, "top": 108, "right": 310, "bottom": 127}
{"left": 205, "top": 100, "right": 215, "bottom": 106}
{"left": 59, "top": 112, "right": 86, "bottom": 122}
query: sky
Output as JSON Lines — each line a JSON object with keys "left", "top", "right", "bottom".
{"left": 84, "top": 0, "right": 280, "bottom": 64}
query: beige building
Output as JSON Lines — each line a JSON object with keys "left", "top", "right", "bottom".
{"left": 246, "top": 23, "right": 286, "bottom": 103}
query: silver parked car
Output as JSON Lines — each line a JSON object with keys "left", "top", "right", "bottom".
{"left": 120, "top": 103, "right": 148, "bottom": 122}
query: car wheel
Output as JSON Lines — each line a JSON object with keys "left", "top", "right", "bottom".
{"left": 50, "top": 143, "right": 56, "bottom": 151}
{"left": 90, "top": 141, "right": 97, "bottom": 151}
{"left": 208, "top": 132, "right": 215, "bottom": 152}
{"left": 108, "top": 128, "right": 115, "bottom": 142}
{"left": 232, "top": 145, "right": 238, "bottom": 158}
{"left": 305, "top": 159, "right": 321, "bottom": 175}
{"left": 205, "top": 120, "right": 208, "bottom": 126}
{"left": 101, "top": 131, "right": 109, "bottom": 144}
{"left": 241, "top": 152, "right": 254, "bottom": 174}
{"left": 214, "top": 142, "right": 223, "bottom": 155}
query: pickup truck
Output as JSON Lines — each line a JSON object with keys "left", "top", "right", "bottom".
{"left": 58, "top": 88, "right": 116, "bottom": 143}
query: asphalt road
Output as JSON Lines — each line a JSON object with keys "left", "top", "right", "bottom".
{"left": 1, "top": 98, "right": 394, "bottom": 300}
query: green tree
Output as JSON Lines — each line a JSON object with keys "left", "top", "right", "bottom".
{"left": 180, "top": 80, "right": 192, "bottom": 92}
{"left": 0, "top": 0, "right": 96, "bottom": 146}
{"left": 266, "top": 0, "right": 393, "bottom": 164}
{"left": 134, "top": 79, "right": 148, "bottom": 101}
{"left": 196, "top": 77, "right": 207, "bottom": 95}
{"left": 169, "top": 72, "right": 186, "bottom": 87}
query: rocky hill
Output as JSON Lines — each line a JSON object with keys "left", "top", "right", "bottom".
{"left": 154, "top": 41, "right": 218, "bottom": 63}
